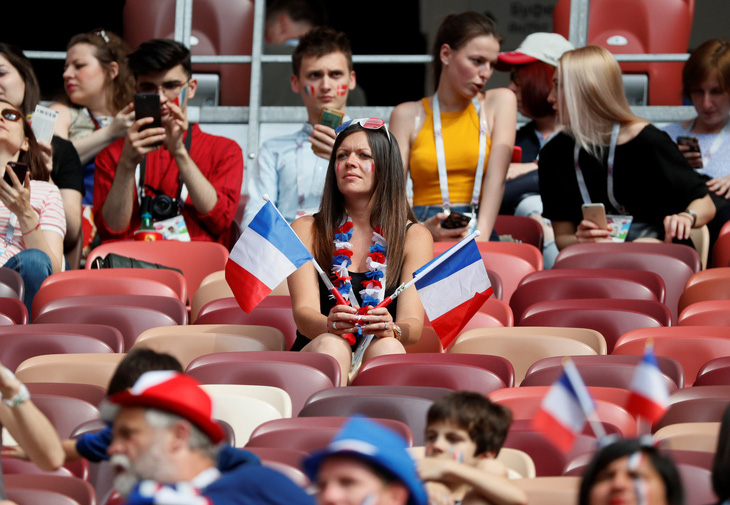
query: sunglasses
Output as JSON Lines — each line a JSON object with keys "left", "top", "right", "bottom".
{"left": 0, "top": 109, "right": 22, "bottom": 122}
{"left": 335, "top": 118, "right": 390, "bottom": 141}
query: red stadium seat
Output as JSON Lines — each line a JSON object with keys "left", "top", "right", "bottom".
{"left": 654, "top": 397, "right": 730, "bottom": 432}
{"left": 0, "top": 333, "right": 113, "bottom": 372}
{"left": 695, "top": 359, "right": 730, "bottom": 386}
{"left": 4, "top": 474, "right": 95, "bottom": 505}
{"left": 494, "top": 215, "right": 544, "bottom": 250}
{"left": 37, "top": 294, "right": 187, "bottom": 325}
{"left": 678, "top": 300, "right": 730, "bottom": 326}
{"left": 0, "top": 324, "right": 125, "bottom": 354}
{"left": 0, "top": 267, "right": 23, "bottom": 300}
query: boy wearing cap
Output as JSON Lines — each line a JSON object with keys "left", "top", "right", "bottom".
{"left": 305, "top": 417, "right": 428, "bottom": 505}
{"left": 420, "top": 392, "right": 526, "bottom": 505}
{"left": 106, "top": 371, "right": 313, "bottom": 505}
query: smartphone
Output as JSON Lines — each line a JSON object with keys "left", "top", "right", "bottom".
{"left": 134, "top": 93, "right": 163, "bottom": 146}
{"left": 581, "top": 203, "right": 608, "bottom": 229}
{"left": 441, "top": 211, "right": 471, "bottom": 229}
{"left": 319, "top": 107, "right": 344, "bottom": 129}
{"left": 4, "top": 161, "right": 28, "bottom": 186}
{"left": 677, "top": 135, "right": 702, "bottom": 168}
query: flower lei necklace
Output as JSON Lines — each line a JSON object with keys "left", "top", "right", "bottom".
{"left": 332, "top": 217, "right": 387, "bottom": 338}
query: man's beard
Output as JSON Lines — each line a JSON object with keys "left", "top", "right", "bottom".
{"left": 110, "top": 436, "right": 178, "bottom": 497}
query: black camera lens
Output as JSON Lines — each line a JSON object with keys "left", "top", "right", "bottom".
{"left": 151, "top": 194, "right": 177, "bottom": 220}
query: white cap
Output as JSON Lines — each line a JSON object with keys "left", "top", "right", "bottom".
{"left": 496, "top": 33, "right": 574, "bottom": 70}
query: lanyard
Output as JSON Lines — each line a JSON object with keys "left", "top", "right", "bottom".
{"left": 573, "top": 123, "right": 626, "bottom": 214}
{"left": 684, "top": 118, "right": 730, "bottom": 168}
{"left": 138, "top": 125, "right": 193, "bottom": 205}
{"left": 432, "top": 92, "right": 488, "bottom": 209}
{"left": 295, "top": 124, "right": 326, "bottom": 207}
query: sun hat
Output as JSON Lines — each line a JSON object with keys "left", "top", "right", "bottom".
{"left": 304, "top": 417, "right": 427, "bottom": 505}
{"left": 107, "top": 371, "right": 225, "bottom": 444}
{"left": 496, "top": 32, "right": 574, "bottom": 70}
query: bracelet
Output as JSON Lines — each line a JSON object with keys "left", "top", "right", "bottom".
{"left": 3, "top": 383, "right": 30, "bottom": 408}
{"left": 392, "top": 324, "right": 402, "bottom": 341}
{"left": 21, "top": 222, "right": 41, "bottom": 235}
{"left": 683, "top": 208, "right": 698, "bottom": 227}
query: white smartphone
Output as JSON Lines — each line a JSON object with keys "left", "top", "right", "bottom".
{"left": 581, "top": 203, "right": 608, "bottom": 229}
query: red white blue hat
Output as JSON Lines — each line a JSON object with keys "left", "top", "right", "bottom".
{"left": 108, "top": 371, "right": 225, "bottom": 444}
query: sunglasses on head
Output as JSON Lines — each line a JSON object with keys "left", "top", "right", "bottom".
{"left": 335, "top": 118, "right": 390, "bottom": 141}
{"left": 0, "top": 109, "right": 22, "bottom": 122}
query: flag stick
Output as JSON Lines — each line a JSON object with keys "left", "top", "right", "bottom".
{"left": 563, "top": 358, "right": 608, "bottom": 440}
{"left": 372, "top": 230, "right": 482, "bottom": 310}
{"left": 312, "top": 259, "right": 351, "bottom": 307}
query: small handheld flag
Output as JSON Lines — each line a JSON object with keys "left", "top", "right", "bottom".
{"left": 225, "top": 199, "right": 312, "bottom": 313}
{"left": 625, "top": 340, "right": 669, "bottom": 426}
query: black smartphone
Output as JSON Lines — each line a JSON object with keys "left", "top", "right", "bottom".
{"left": 134, "top": 93, "right": 163, "bottom": 146}
{"left": 441, "top": 211, "right": 471, "bottom": 229}
{"left": 4, "top": 161, "right": 28, "bottom": 185}
{"left": 677, "top": 136, "right": 701, "bottom": 153}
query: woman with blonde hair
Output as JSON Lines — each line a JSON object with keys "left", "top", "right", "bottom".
{"left": 538, "top": 45, "right": 715, "bottom": 249}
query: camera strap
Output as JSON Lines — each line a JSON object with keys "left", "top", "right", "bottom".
{"left": 138, "top": 124, "right": 193, "bottom": 206}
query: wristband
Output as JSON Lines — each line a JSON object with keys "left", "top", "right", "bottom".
{"left": 392, "top": 324, "right": 402, "bottom": 341}
{"left": 22, "top": 222, "right": 41, "bottom": 235}
{"left": 3, "top": 382, "right": 30, "bottom": 408}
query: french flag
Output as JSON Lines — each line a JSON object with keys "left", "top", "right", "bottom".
{"left": 532, "top": 361, "right": 594, "bottom": 453}
{"left": 225, "top": 200, "right": 312, "bottom": 313}
{"left": 625, "top": 343, "right": 669, "bottom": 424}
{"left": 413, "top": 239, "right": 492, "bottom": 348}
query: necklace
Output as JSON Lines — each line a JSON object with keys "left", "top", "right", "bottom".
{"left": 331, "top": 216, "right": 388, "bottom": 323}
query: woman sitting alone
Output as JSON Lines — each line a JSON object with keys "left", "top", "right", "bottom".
{"left": 288, "top": 118, "right": 433, "bottom": 385}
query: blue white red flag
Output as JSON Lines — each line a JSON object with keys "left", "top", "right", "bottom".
{"left": 226, "top": 200, "right": 312, "bottom": 313}
{"left": 413, "top": 239, "right": 492, "bottom": 348}
{"left": 625, "top": 342, "right": 669, "bottom": 424}
{"left": 532, "top": 360, "right": 596, "bottom": 453}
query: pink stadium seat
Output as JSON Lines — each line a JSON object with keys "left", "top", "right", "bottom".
{"left": 5, "top": 488, "right": 79, "bottom": 505}
{"left": 434, "top": 241, "right": 542, "bottom": 303}
{"left": 494, "top": 215, "right": 544, "bottom": 250}
{"left": 485, "top": 269, "right": 504, "bottom": 301}
{"left": 524, "top": 354, "right": 684, "bottom": 389}
{"left": 86, "top": 241, "right": 229, "bottom": 299}
{"left": 186, "top": 351, "right": 341, "bottom": 391}
{"left": 351, "top": 361, "right": 506, "bottom": 395}
{"left": 491, "top": 385, "right": 634, "bottom": 411}
{"left": 519, "top": 299, "right": 670, "bottom": 353}
{"left": 26, "top": 383, "right": 107, "bottom": 407}
{"left": 31, "top": 394, "right": 100, "bottom": 439}
{"left": 654, "top": 397, "right": 730, "bottom": 432}
{"left": 0, "top": 324, "right": 125, "bottom": 354}
{"left": 2, "top": 456, "right": 75, "bottom": 478}
{"left": 0, "top": 298, "right": 26, "bottom": 325}
{"left": 670, "top": 385, "right": 730, "bottom": 403}
{"left": 504, "top": 429, "right": 597, "bottom": 477}
{"left": 613, "top": 331, "right": 730, "bottom": 386}
{"left": 678, "top": 300, "right": 730, "bottom": 326}
{"left": 554, "top": 242, "right": 700, "bottom": 323}
{"left": 358, "top": 353, "right": 515, "bottom": 388}
{"left": 695, "top": 359, "right": 730, "bottom": 386}
{"left": 246, "top": 417, "right": 414, "bottom": 451}
{"left": 36, "top": 294, "right": 187, "bottom": 325}
{"left": 33, "top": 306, "right": 177, "bottom": 352}
{"left": 554, "top": 0, "right": 694, "bottom": 105}
{"left": 194, "top": 297, "right": 297, "bottom": 350}
{"left": 0, "top": 333, "right": 113, "bottom": 372}
{"left": 4, "top": 474, "right": 95, "bottom": 505}
{"left": 476, "top": 298, "right": 514, "bottom": 326}
{"left": 187, "top": 360, "right": 334, "bottom": 415}
{"left": 712, "top": 232, "right": 730, "bottom": 267}
{"left": 511, "top": 274, "right": 660, "bottom": 323}
{"left": 0, "top": 267, "right": 23, "bottom": 300}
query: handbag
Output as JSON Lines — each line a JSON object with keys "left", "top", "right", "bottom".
{"left": 90, "top": 253, "right": 184, "bottom": 277}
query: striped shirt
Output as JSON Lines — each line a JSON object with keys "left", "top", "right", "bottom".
{"left": 0, "top": 181, "right": 66, "bottom": 266}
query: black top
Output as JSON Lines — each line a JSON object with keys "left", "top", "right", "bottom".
{"left": 515, "top": 120, "right": 542, "bottom": 163}
{"left": 51, "top": 135, "right": 84, "bottom": 195}
{"left": 538, "top": 126, "right": 708, "bottom": 228}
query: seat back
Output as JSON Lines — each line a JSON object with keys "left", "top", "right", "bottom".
{"left": 653, "top": 422, "right": 720, "bottom": 452}
{"left": 554, "top": 242, "right": 699, "bottom": 322}
{"left": 34, "top": 305, "right": 177, "bottom": 352}
{"left": 0, "top": 333, "right": 113, "bottom": 372}
{"left": 352, "top": 362, "right": 506, "bottom": 395}
{"left": 512, "top": 476, "right": 581, "bottom": 505}
{"left": 26, "top": 382, "right": 107, "bottom": 406}
{"left": 695, "top": 359, "right": 730, "bottom": 386}
{"left": 503, "top": 429, "right": 597, "bottom": 476}
{"left": 654, "top": 397, "right": 730, "bottom": 432}
{"left": 86, "top": 241, "right": 229, "bottom": 298}
{"left": 519, "top": 299, "right": 670, "bottom": 353}
{"left": 36, "top": 294, "right": 187, "bottom": 325}
{"left": 358, "top": 353, "right": 515, "bottom": 388}
{"left": 16, "top": 353, "right": 125, "bottom": 388}
{"left": 678, "top": 300, "right": 730, "bottom": 326}
{"left": 712, "top": 232, "right": 730, "bottom": 267}
{"left": 194, "top": 297, "right": 298, "bottom": 350}
{"left": 29, "top": 394, "right": 100, "bottom": 439}
{"left": 494, "top": 215, "right": 544, "bottom": 250}
{"left": 186, "top": 351, "right": 341, "bottom": 390}
{"left": 187, "top": 360, "right": 334, "bottom": 415}
{"left": 554, "top": 0, "right": 694, "bottom": 105}
{"left": 4, "top": 474, "right": 95, "bottom": 505}
{"left": 453, "top": 326, "right": 607, "bottom": 356}
{"left": 0, "top": 324, "right": 125, "bottom": 354}
{"left": 137, "top": 324, "right": 286, "bottom": 351}
{"left": 0, "top": 267, "right": 24, "bottom": 300}
{"left": 679, "top": 279, "right": 730, "bottom": 314}
{"left": 191, "top": 270, "right": 233, "bottom": 322}
{"left": 449, "top": 332, "right": 597, "bottom": 385}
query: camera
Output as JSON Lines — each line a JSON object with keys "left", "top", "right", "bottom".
{"left": 142, "top": 194, "right": 179, "bottom": 221}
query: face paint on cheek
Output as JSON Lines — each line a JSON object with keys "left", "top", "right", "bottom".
{"left": 336, "top": 161, "right": 341, "bottom": 173}
{"left": 364, "top": 162, "right": 373, "bottom": 173}
{"left": 336, "top": 84, "right": 348, "bottom": 97}
{"left": 304, "top": 85, "right": 316, "bottom": 96}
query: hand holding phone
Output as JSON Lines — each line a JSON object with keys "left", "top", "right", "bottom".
{"left": 3, "top": 162, "right": 28, "bottom": 186}
{"left": 677, "top": 135, "right": 703, "bottom": 168}
{"left": 134, "top": 93, "right": 163, "bottom": 146}
{"left": 581, "top": 203, "right": 608, "bottom": 229}
{"left": 440, "top": 211, "right": 471, "bottom": 229}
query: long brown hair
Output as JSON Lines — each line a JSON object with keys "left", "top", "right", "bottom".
{"left": 66, "top": 30, "right": 134, "bottom": 113}
{"left": 0, "top": 100, "right": 47, "bottom": 181}
{"left": 312, "top": 124, "right": 415, "bottom": 291}
{"left": 0, "top": 43, "right": 40, "bottom": 116}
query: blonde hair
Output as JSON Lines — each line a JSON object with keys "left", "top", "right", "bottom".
{"left": 558, "top": 46, "right": 637, "bottom": 159}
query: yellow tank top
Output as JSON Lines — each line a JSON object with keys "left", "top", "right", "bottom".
{"left": 409, "top": 97, "right": 492, "bottom": 206}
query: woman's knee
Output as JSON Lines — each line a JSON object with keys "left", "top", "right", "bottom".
{"left": 364, "top": 337, "right": 406, "bottom": 360}
{"left": 304, "top": 333, "right": 351, "bottom": 358}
